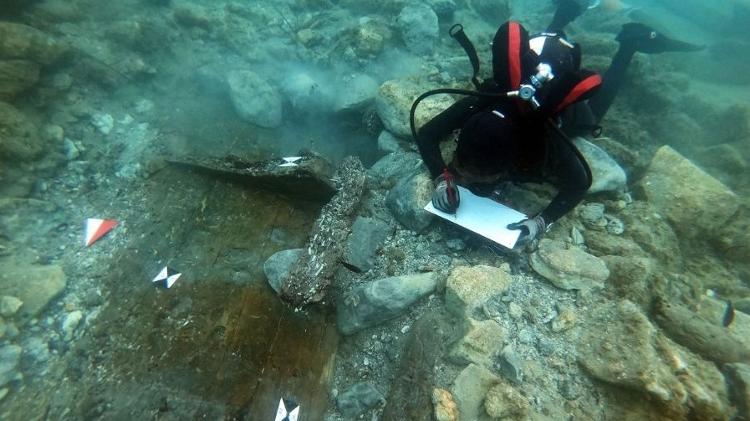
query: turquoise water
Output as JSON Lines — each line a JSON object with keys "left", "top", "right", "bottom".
{"left": 0, "top": 1, "right": 748, "bottom": 420}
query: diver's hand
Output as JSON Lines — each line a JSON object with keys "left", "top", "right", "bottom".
{"left": 507, "top": 215, "right": 547, "bottom": 244}
{"left": 432, "top": 170, "right": 460, "bottom": 214}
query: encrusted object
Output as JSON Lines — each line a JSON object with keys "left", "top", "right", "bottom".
{"left": 281, "top": 156, "right": 367, "bottom": 307}
{"left": 431, "top": 388, "right": 459, "bottom": 421}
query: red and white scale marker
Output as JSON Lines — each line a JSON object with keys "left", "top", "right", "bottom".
{"left": 84, "top": 218, "right": 118, "bottom": 246}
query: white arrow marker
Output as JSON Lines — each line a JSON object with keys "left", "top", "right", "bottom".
{"left": 274, "top": 398, "right": 300, "bottom": 421}
{"left": 152, "top": 266, "right": 182, "bottom": 288}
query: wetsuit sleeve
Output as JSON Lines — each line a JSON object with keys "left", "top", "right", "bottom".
{"left": 538, "top": 133, "right": 590, "bottom": 223}
{"left": 416, "top": 94, "right": 495, "bottom": 178}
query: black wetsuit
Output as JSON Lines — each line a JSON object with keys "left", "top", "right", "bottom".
{"left": 416, "top": 14, "right": 635, "bottom": 224}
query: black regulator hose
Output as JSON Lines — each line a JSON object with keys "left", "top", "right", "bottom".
{"left": 409, "top": 89, "right": 593, "bottom": 189}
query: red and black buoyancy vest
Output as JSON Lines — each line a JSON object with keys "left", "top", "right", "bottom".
{"left": 491, "top": 21, "right": 602, "bottom": 118}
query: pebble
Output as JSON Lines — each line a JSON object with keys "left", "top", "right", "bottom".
{"left": 61, "top": 310, "right": 83, "bottom": 341}
{"left": 0, "top": 296, "right": 23, "bottom": 317}
{"left": 508, "top": 302, "right": 523, "bottom": 320}
{"left": 498, "top": 346, "right": 523, "bottom": 384}
{"left": 91, "top": 113, "right": 114, "bottom": 135}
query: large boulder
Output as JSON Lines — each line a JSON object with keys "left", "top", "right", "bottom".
{"left": 336, "top": 273, "right": 438, "bottom": 335}
{"left": 385, "top": 172, "right": 434, "bottom": 233}
{"left": 639, "top": 145, "right": 739, "bottom": 240}
{"left": 0, "top": 101, "right": 43, "bottom": 162}
{"left": 227, "top": 70, "right": 283, "bottom": 128}
{"left": 530, "top": 239, "right": 609, "bottom": 290}
{"left": 0, "top": 60, "right": 40, "bottom": 98}
{"left": 574, "top": 137, "right": 627, "bottom": 194}
{"left": 445, "top": 265, "right": 512, "bottom": 317}
{"left": 334, "top": 74, "right": 379, "bottom": 112}
{"left": 375, "top": 78, "right": 455, "bottom": 138}
{"left": 578, "top": 300, "right": 732, "bottom": 419}
{"left": 396, "top": 3, "right": 439, "bottom": 54}
{"left": 367, "top": 151, "right": 422, "bottom": 188}
{"left": 0, "top": 264, "right": 66, "bottom": 321}
{"left": 0, "top": 22, "right": 68, "bottom": 65}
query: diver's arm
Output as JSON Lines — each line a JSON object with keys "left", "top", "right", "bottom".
{"left": 539, "top": 137, "right": 590, "bottom": 224}
{"left": 416, "top": 95, "right": 494, "bottom": 178}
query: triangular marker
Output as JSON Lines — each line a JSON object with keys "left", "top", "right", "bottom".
{"left": 152, "top": 266, "right": 182, "bottom": 288}
{"left": 85, "top": 218, "right": 118, "bottom": 246}
{"left": 274, "top": 398, "right": 300, "bottom": 421}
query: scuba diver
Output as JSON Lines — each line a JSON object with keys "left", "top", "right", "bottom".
{"left": 416, "top": 0, "right": 703, "bottom": 246}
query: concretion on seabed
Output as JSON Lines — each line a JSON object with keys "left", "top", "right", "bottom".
{"left": 1, "top": 166, "right": 338, "bottom": 420}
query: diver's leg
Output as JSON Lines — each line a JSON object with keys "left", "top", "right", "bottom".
{"left": 588, "top": 23, "right": 705, "bottom": 123}
{"left": 548, "top": 0, "right": 585, "bottom": 32}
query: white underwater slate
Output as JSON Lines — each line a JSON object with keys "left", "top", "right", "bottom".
{"left": 424, "top": 186, "right": 525, "bottom": 249}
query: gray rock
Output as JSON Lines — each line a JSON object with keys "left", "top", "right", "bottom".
{"left": 425, "top": 0, "right": 456, "bottom": 19}
{"left": 61, "top": 310, "right": 83, "bottom": 341}
{"left": 344, "top": 217, "right": 392, "bottom": 272}
{"left": 578, "top": 202, "right": 607, "bottom": 230}
{"left": 451, "top": 364, "right": 500, "bottom": 421}
{"left": 396, "top": 4, "right": 439, "bottom": 55}
{"left": 263, "top": 249, "right": 304, "bottom": 294}
{"left": 377, "top": 130, "right": 403, "bottom": 154}
{"left": 449, "top": 319, "right": 504, "bottom": 368}
{"left": 498, "top": 346, "right": 523, "bottom": 384}
{"left": 724, "top": 363, "right": 750, "bottom": 420}
{"left": 0, "top": 59, "right": 40, "bottom": 98}
{"left": 445, "top": 265, "right": 512, "bottom": 317}
{"left": 335, "top": 74, "right": 378, "bottom": 112}
{"left": 0, "top": 296, "right": 22, "bottom": 317}
{"left": 21, "top": 336, "right": 50, "bottom": 375}
{"left": 336, "top": 382, "right": 384, "bottom": 418}
{"left": 337, "top": 273, "right": 438, "bottom": 335}
{"left": 580, "top": 300, "right": 732, "bottom": 418}
{"left": 639, "top": 145, "right": 739, "bottom": 240}
{"left": 0, "top": 344, "right": 21, "bottom": 388}
{"left": 368, "top": 152, "right": 422, "bottom": 188}
{"left": 530, "top": 239, "right": 609, "bottom": 290}
{"left": 375, "top": 78, "right": 455, "bottom": 138}
{"left": 0, "top": 264, "right": 67, "bottom": 321}
{"left": 0, "top": 22, "right": 68, "bottom": 65}
{"left": 226, "top": 70, "right": 282, "bottom": 128}
{"left": 385, "top": 172, "right": 434, "bottom": 233}
{"left": 574, "top": 137, "right": 627, "bottom": 194}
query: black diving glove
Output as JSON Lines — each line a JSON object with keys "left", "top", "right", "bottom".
{"left": 616, "top": 23, "right": 705, "bottom": 54}
{"left": 507, "top": 215, "right": 547, "bottom": 245}
{"left": 432, "top": 169, "right": 460, "bottom": 214}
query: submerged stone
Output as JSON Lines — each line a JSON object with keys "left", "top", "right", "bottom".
{"left": 574, "top": 137, "right": 627, "bottom": 194}
{"left": 336, "top": 273, "right": 438, "bottom": 335}
{"left": 449, "top": 319, "right": 505, "bottom": 368}
{"left": 375, "top": 78, "right": 455, "bottom": 138}
{"left": 263, "top": 249, "right": 304, "bottom": 294}
{"left": 343, "top": 217, "right": 392, "bottom": 272}
{"left": 385, "top": 172, "right": 434, "bottom": 233}
{"left": 445, "top": 265, "right": 512, "bottom": 317}
{"left": 0, "top": 344, "right": 21, "bottom": 388}
{"left": 451, "top": 364, "right": 500, "bottom": 421}
{"left": 336, "top": 382, "right": 384, "bottom": 418}
{"left": 226, "top": 70, "right": 282, "bottom": 128}
{"left": 396, "top": 4, "right": 439, "bottom": 54}
{"left": 0, "top": 59, "right": 40, "bottom": 98}
{"left": 639, "top": 145, "right": 739, "bottom": 240}
{"left": 0, "top": 263, "right": 66, "bottom": 321}
{"left": 484, "top": 382, "right": 529, "bottom": 420}
{"left": 530, "top": 239, "right": 609, "bottom": 290}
